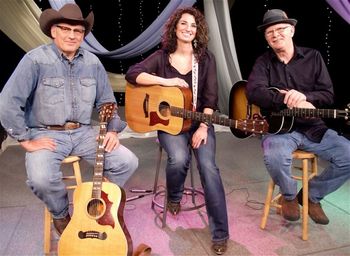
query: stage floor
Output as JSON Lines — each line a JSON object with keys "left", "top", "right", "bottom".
{"left": 1, "top": 117, "right": 349, "bottom": 255}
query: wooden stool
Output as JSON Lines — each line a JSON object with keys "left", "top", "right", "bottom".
{"left": 151, "top": 146, "right": 205, "bottom": 228}
{"left": 43, "top": 155, "right": 82, "bottom": 255}
{"left": 260, "top": 150, "right": 318, "bottom": 240}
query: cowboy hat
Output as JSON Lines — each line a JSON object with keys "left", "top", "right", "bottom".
{"left": 39, "top": 3, "right": 94, "bottom": 38}
{"left": 257, "top": 9, "right": 297, "bottom": 32}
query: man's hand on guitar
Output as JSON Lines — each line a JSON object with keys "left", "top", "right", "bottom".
{"left": 280, "top": 89, "right": 307, "bottom": 108}
{"left": 19, "top": 137, "right": 56, "bottom": 152}
{"left": 103, "top": 131, "right": 120, "bottom": 152}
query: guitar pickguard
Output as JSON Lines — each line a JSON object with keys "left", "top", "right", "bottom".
{"left": 150, "top": 111, "right": 169, "bottom": 126}
{"left": 96, "top": 190, "right": 115, "bottom": 228}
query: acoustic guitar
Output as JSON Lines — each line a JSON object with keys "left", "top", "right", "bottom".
{"left": 125, "top": 82, "right": 269, "bottom": 136}
{"left": 229, "top": 80, "right": 349, "bottom": 138}
{"left": 58, "top": 103, "right": 133, "bottom": 256}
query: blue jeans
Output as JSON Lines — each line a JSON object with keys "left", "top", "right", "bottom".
{"left": 262, "top": 129, "right": 350, "bottom": 202}
{"left": 25, "top": 125, "right": 138, "bottom": 219}
{"left": 158, "top": 124, "right": 229, "bottom": 242}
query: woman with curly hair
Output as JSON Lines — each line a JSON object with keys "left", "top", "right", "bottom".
{"left": 126, "top": 7, "right": 229, "bottom": 254}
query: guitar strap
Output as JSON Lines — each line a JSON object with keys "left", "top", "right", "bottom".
{"left": 192, "top": 54, "right": 198, "bottom": 111}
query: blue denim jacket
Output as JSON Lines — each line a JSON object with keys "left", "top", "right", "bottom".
{"left": 0, "top": 43, "right": 126, "bottom": 141}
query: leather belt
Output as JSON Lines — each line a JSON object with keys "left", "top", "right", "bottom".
{"left": 46, "top": 122, "right": 81, "bottom": 130}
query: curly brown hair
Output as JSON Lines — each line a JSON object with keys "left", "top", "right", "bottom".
{"left": 161, "top": 7, "right": 209, "bottom": 62}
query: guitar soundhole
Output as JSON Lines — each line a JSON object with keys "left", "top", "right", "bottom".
{"left": 87, "top": 198, "right": 105, "bottom": 219}
{"left": 159, "top": 101, "right": 170, "bottom": 117}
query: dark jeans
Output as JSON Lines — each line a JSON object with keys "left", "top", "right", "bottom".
{"left": 158, "top": 124, "right": 229, "bottom": 242}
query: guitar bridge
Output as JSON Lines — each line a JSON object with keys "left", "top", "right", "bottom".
{"left": 78, "top": 231, "right": 107, "bottom": 240}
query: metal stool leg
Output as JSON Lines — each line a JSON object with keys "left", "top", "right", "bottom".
{"left": 189, "top": 159, "right": 197, "bottom": 205}
{"left": 161, "top": 189, "right": 168, "bottom": 228}
{"left": 151, "top": 146, "right": 163, "bottom": 210}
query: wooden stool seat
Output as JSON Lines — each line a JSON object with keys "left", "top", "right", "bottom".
{"left": 260, "top": 150, "right": 318, "bottom": 240}
{"left": 44, "top": 155, "right": 82, "bottom": 255}
{"left": 151, "top": 145, "right": 205, "bottom": 228}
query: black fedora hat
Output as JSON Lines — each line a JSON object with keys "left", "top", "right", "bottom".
{"left": 39, "top": 3, "right": 94, "bottom": 38}
{"left": 257, "top": 9, "right": 297, "bottom": 32}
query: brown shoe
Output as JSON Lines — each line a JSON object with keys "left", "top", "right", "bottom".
{"left": 212, "top": 240, "right": 227, "bottom": 255}
{"left": 167, "top": 201, "right": 181, "bottom": 215}
{"left": 53, "top": 214, "right": 71, "bottom": 235}
{"left": 297, "top": 189, "right": 329, "bottom": 225}
{"left": 280, "top": 196, "right": 300, "bottom": 221}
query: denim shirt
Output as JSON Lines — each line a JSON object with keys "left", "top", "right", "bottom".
{"left": 0, "top": 43, "right": 126, "bottom": 141}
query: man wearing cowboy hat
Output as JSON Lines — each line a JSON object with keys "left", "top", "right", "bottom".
{"left": 246, "top": 9, "right": 350, "bottom": 224}
{"left": 0, "top": 3, "right": 138, "bottom": 234}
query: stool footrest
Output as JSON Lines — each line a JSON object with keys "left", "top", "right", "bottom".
{"left": 152, "top": 187, "right": 206, "bottom": 211}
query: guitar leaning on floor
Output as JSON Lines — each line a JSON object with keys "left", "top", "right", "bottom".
{"left": 229, "top": 80, "right": 349, "bottom": 138}
{"left": 125, "top": 82, "right": 269, "bottom": 136}
{"left": 58, "top": 103, "right": 133, "bottom": 256}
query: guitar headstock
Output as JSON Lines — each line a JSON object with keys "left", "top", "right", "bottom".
{"left": 237, "top": 118, "right": 269, "bottom": 135}
{"left": 343, "top": 104, "right": 350, "bottom": 120}
{"left": 99, "top": 103, "right": 116, "bottom": 123}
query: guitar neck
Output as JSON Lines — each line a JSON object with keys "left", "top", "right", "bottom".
{"left": 273, "top": 108, "right": 343, "bottom": 119}
{"left": 170, "top": 106, "right": 237, "bottom": 128}
{"left": 92, "top": 122, "right": 107, "bottom": 199}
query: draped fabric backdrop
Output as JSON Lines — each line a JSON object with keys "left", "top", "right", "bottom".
{"left": 0, "top": 0, "right": 242, "bottom": 115}
{"left": 326, "top": 0, "right": 350, "bottom": 24}
{"left": 0, "top": 0, "right": 349, "bottom": 114}
{"left": 204, "top": 0, "right": 242, "bottom": 114}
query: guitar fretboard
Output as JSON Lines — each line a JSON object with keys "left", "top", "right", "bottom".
{"left": 92, "top": 122, "right": 107, "bottom": 199}
{"left": 171, "top": 106, "right": 236, "bottom": 127}
{"left": 170, "top": 106, "right": 267, "bottom": 134}
{"left": 272, "top": 108, "right": 342, "bottom": 119}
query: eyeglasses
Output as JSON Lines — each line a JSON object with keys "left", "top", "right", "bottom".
{"left": 56, "top": 25, "right": 85, "bottom": 36}
{"left": 265, "top": 26, "right": 291, "bottom": 37}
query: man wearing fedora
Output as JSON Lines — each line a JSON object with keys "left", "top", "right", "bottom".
{"left": 0, "top": 3, "right": 138, "bottom": 234}
{"left": 246, "top": 9, "right": 350, "bottom": 224}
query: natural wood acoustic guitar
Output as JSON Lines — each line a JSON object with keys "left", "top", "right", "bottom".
{"left": 58, "top": 103, "right": 133, "bottom": 256}
{"left": 125, "top": 82, "right": 269, "bottom": 136}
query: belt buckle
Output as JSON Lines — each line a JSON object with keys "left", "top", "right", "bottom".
{"left": 64, "top": 122, "right": 79, "bottom": 130}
